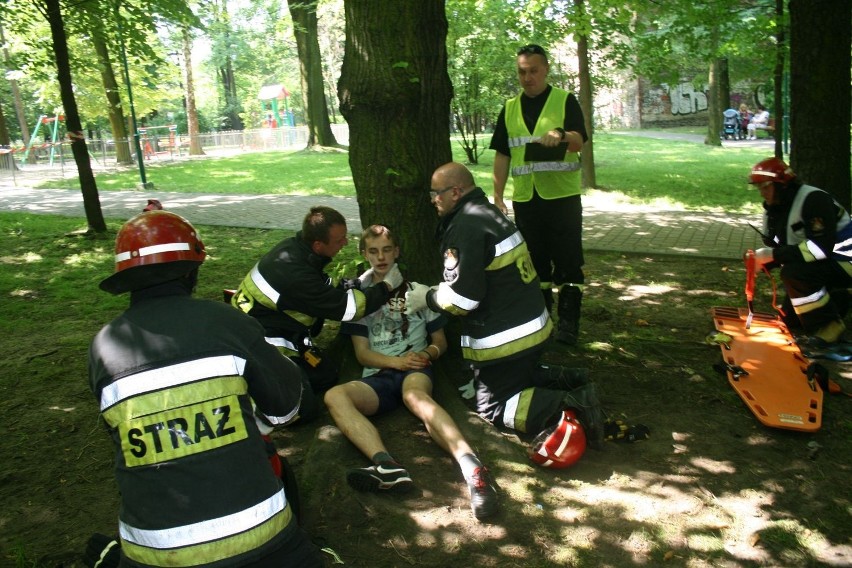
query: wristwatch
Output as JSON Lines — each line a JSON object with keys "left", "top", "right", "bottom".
{"left": 555, "top": 127, "right": 566, "bottom": 141}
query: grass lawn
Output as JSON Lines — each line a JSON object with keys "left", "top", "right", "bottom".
{"left": 39, "top": 132, "right": 775, "bottom": 214}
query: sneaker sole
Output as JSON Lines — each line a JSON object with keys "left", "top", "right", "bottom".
{"left": 346, "top": 471, "right": 414, "bottom": 494}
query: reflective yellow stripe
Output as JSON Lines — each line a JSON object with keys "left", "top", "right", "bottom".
{"left": 791, "top": 287, "right": 830, "bottom": 315}
{"left": 486, "top": 232, "right": 524, "bottom": 270}
{"left": 434, "top": 281, "right": 477, "bottom": 315}
{"left": 100, "top": 356, "right": 247, "bottom": 412}
{"left": 502, "top": 388, "right": 535, "bottom": 433}
{"left": 462, "top": 312, "right": 552, "bottom": 362}
{"left": 120, "top": 489, "right": 292, "bottom": 566}
{"left": 343, "top": 289, "right": 360, "bottom": 321}
{"left": 799, "top": 240, "right": 822, "bottom": 262}
{"left": 103, "top": 375, "right": 248, "bottom": 425}
{"left": 119, "top": 394, "right": 248, "bottom": 467}
{"left": 283, "top": 309, "right": 316, "bottom": 327}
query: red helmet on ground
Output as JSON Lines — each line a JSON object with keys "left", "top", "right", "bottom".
{"left": 529, "top": 409, "right": 587, "bottom": 469}
{"left": 748, "top": 157, "right": 795, "bottom": 185}
{"left": 99, "top": 210, "right": 206, "bottom": 294}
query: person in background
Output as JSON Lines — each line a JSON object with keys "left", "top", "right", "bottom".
{"left": 88, "top": 210, "right": 323, "bottom": 567}
{"left": 747, "top": 104, "right": 770, "bottom": 140}
{"left": 738, "top": 102, "right": 751, "bottom": 136}
{"left": 490, "top": 43, "right": 589, "bottom": 345}
{"left": 748, "top": 157, "right": 852, "bottom": 345}
{"left": 324, "top": 224, "right": 499, "bottom": 521}
{"left": 231, "top": 206, "right": 403, "bottom": 420}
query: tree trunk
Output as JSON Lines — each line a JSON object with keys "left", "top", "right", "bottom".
{"left": 289, "top": 0, "right": 338, "bottom": 147}
{"left": 789, "top": 0, "right": 851, "bottom": 210}
{"left": 339, "top": 0, "right": 451, "bottom": 283}
{"left": 1, "top": 22, "right": 32, "bottom": 163}
{"left": 705, "top": 58, "right": 722, "bottom": 146}
{"left": 92, "top": 34, "right": 132, "bottom": 165}
{"left": 574, "top": 0, "right": 596, "bottom": 188}
{"left": 44, "top": 0, "right": 106, "bottom": 233}
{"left": 182, "top": 28, "right": 205, "bottom": 156}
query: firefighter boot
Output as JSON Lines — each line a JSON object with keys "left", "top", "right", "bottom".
{"left": 560, "top": 380, "right": 605, "bottom": 450}
{"left": 556, "top": 285, "right": 582, "bottom": 345}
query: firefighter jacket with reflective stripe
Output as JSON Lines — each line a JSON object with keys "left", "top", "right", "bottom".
{"left": 89, "top": 287, "right": 305, "bottom": 567}
{"left": 763, "top": 183, "right": 852, "bottom": 265}
{"left": 506, "top": 87, "right": 581, "bottom": 202}
{"left": 231, "top": 232, "right": 390, "bottom": 355}
{"left": 428, "top": 187, "right": 553, "bottom": 365}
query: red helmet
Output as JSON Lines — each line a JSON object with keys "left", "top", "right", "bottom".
{"left": 99, "top": 210, "right": 206, "bottom": 294}
{"left": 749, "top": 157, "right": 795, "bottom": 185}
{"left": 529, "top": 410, "right": 587, "bottom": 469}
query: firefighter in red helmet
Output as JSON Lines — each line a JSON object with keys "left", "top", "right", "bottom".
{"left": 88, "top": 210, "right": 324, "bottom": 567}
{"left": 748, "top": 157, "right": 852, "bottom": 345}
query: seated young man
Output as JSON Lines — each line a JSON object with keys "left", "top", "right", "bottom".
{"left": 323, "top": 225, "right": 499, "bottom": 521}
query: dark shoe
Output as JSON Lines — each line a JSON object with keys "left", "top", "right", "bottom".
{"left": 556, "top": 285, "right": 582, "bottom": 345}
{"left": 555, "top": 322, "right": 579, "bottom": 345}
{"left": 347, "top": 463, "right": 413, "bottom": 494}
{"left": 467, "top": 466, "right": 499, "bottom": 521}
{"left": 561, "top": 381, "right": 605, "bottom": 450}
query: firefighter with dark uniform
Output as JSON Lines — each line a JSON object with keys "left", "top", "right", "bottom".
{"left": 406, "top": 162, "right": 604, "bottom": 450}
{"left": 749, "top": 157, "right": 852, "bottom": 345}
{"left": 231, "top": 206, "right": 403, "bottom": 417}
{"left": 89, "top": 210, "right": 324, "bottom": 567}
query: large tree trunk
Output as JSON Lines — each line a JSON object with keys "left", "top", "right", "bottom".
{"left": 789, "top": 0, "right": 851, "bottom": 210}
{"left": 182, "top": 28, "right": 205, "bottom": 156}
{"left": 339, "top": 0, "right": 451, "bottom": 283}
{"left": 288, "top": 0, "right": 338, "bottom": 147}
{"left": 574, "top": 0, "right": 596, "bottom": 188}
{"left": 705, "top": 57, "right": 723, "bottom": 147}
{"left": 92, "top": 34, "right": 132, "bottom": 165}
{"left": 44, "top": 0, "right": 106, "bottom": 233}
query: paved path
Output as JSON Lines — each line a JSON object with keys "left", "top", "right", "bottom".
{"left": 0, "top": 185, "right": 761, "bottom": 260}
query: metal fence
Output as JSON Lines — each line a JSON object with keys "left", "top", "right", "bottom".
{"left": 0, "top": 124, "right": 350, "bottom": 187}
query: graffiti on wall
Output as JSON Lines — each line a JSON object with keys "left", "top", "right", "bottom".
{"left": 666, "top": 82, "right": 708, "bottom": 115}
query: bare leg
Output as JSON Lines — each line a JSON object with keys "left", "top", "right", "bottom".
{"left": 401, "top": 373, "right": 474, "bottom": 461}
{"left": 324, "top": 381, "right": 386, "bottom": 460}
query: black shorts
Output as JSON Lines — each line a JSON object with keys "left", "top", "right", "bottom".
{"left": 359, "top": 367, "right": 434, "bottom": 415}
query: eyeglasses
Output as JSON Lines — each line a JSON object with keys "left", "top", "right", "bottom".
{"left": 429, "top": 186, "right": 456, "bottom": 199}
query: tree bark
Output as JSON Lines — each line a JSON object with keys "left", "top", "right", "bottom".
{"left": 772, "top": 0, "right": 785, "bottom": 159}
{"left": 182, "top": 28, "right": 205, "bottom": 156}
{"left": 789, "top": 0, "right": 851, "bottom": 210}
{"left": 44, "top": 0, "right": 106, "bottom": 233}
{"left": 92, "top": 34, "right": 132, "bottom": 165}
{"left": 574, "top": 0, "right": 596, "bottom": 188}
{"left": 288, "top": 0, "right": 338, "bottom": 147}
{"left": 339, "top": 0, "right": 451, "bottom": 283}
{"left": 0, "top": 22, "right": 31, "bottom": 163}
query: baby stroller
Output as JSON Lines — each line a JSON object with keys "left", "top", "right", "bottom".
{"left": 721, "top": 109, "right": 744, "bottom": 140}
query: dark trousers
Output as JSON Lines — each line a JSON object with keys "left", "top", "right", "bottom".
{"left": 780, "top": 260, "right": 852, "bottom": 330}
{"left": 513, "top": 191, "right": 584, "bottom": 286}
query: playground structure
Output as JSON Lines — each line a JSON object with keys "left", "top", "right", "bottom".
{"left": 258, "top": 84, "right": 294, "bottom": 128}
{"left": 138, "top": 125, "right": 180, "bottom": 159}
{"left": 20, "top": 113, "right": 65, "bottom": 166}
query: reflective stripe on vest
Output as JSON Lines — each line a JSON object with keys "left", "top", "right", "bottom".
{"left": 119, "top": 488, "right": 292, "bottom": 566}
{"left": 505, "top": 88, "right": 581, "bottom": 201}
{"left": 461, "top": 308, "right": 552, "bottom": 362}
{"left": 99, "top": 355, "right": 247, "bottom": 412}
